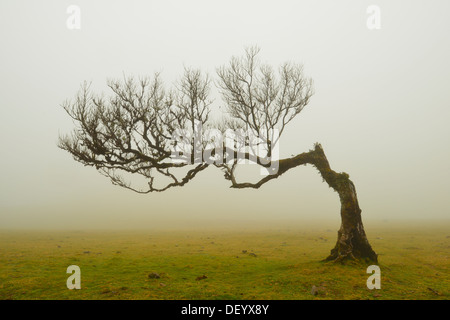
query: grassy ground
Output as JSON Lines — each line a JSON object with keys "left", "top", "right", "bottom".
{"left": 0, "top": 220, "right": 448, "bottom": 300}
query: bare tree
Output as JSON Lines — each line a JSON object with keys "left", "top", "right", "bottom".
{"left": 59, "top": 47, "right": 377, "bottom": 263}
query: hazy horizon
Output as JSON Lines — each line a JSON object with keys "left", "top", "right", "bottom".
{"left": 1, "top": 0, "right": 449, "bottom": 229}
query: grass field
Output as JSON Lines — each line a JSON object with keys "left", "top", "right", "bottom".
{"left": 0, "top": 220, "right": 448, "bottom": 300}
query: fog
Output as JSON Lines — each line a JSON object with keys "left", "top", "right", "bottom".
{"left": 1, "top": 0, "right": 449, "bottom": 229}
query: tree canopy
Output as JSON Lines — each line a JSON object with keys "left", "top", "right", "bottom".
{"left": 59, "top": 46, "right": 314, "bottom": 193}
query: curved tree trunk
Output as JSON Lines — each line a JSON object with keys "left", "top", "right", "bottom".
{"left": 278, "top": 143, "right": 378, "bottom": 263}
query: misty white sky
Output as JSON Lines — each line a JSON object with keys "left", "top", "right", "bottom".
{"left": 0, "top": 0, "right": 449, "bottom": 229}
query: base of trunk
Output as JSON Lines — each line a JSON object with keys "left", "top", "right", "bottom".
{"left": 325, "top": 223, "right": 378, "bottom": 263}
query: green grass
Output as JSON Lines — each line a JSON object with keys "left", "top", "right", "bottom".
{"left": 0, "top": 220, "right": 448, "bottom": 300}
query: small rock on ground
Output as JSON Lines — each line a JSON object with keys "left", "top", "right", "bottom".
{"left": 148, "top": 272, "right": 160, "bottom": 279}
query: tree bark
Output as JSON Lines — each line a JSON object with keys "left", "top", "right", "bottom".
{"left": 277, "top": 143, "right": 378, "bottom": 263}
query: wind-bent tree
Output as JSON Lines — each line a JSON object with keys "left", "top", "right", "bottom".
{"left": 59, "top": 47, "right": 377, "bottom": 263}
